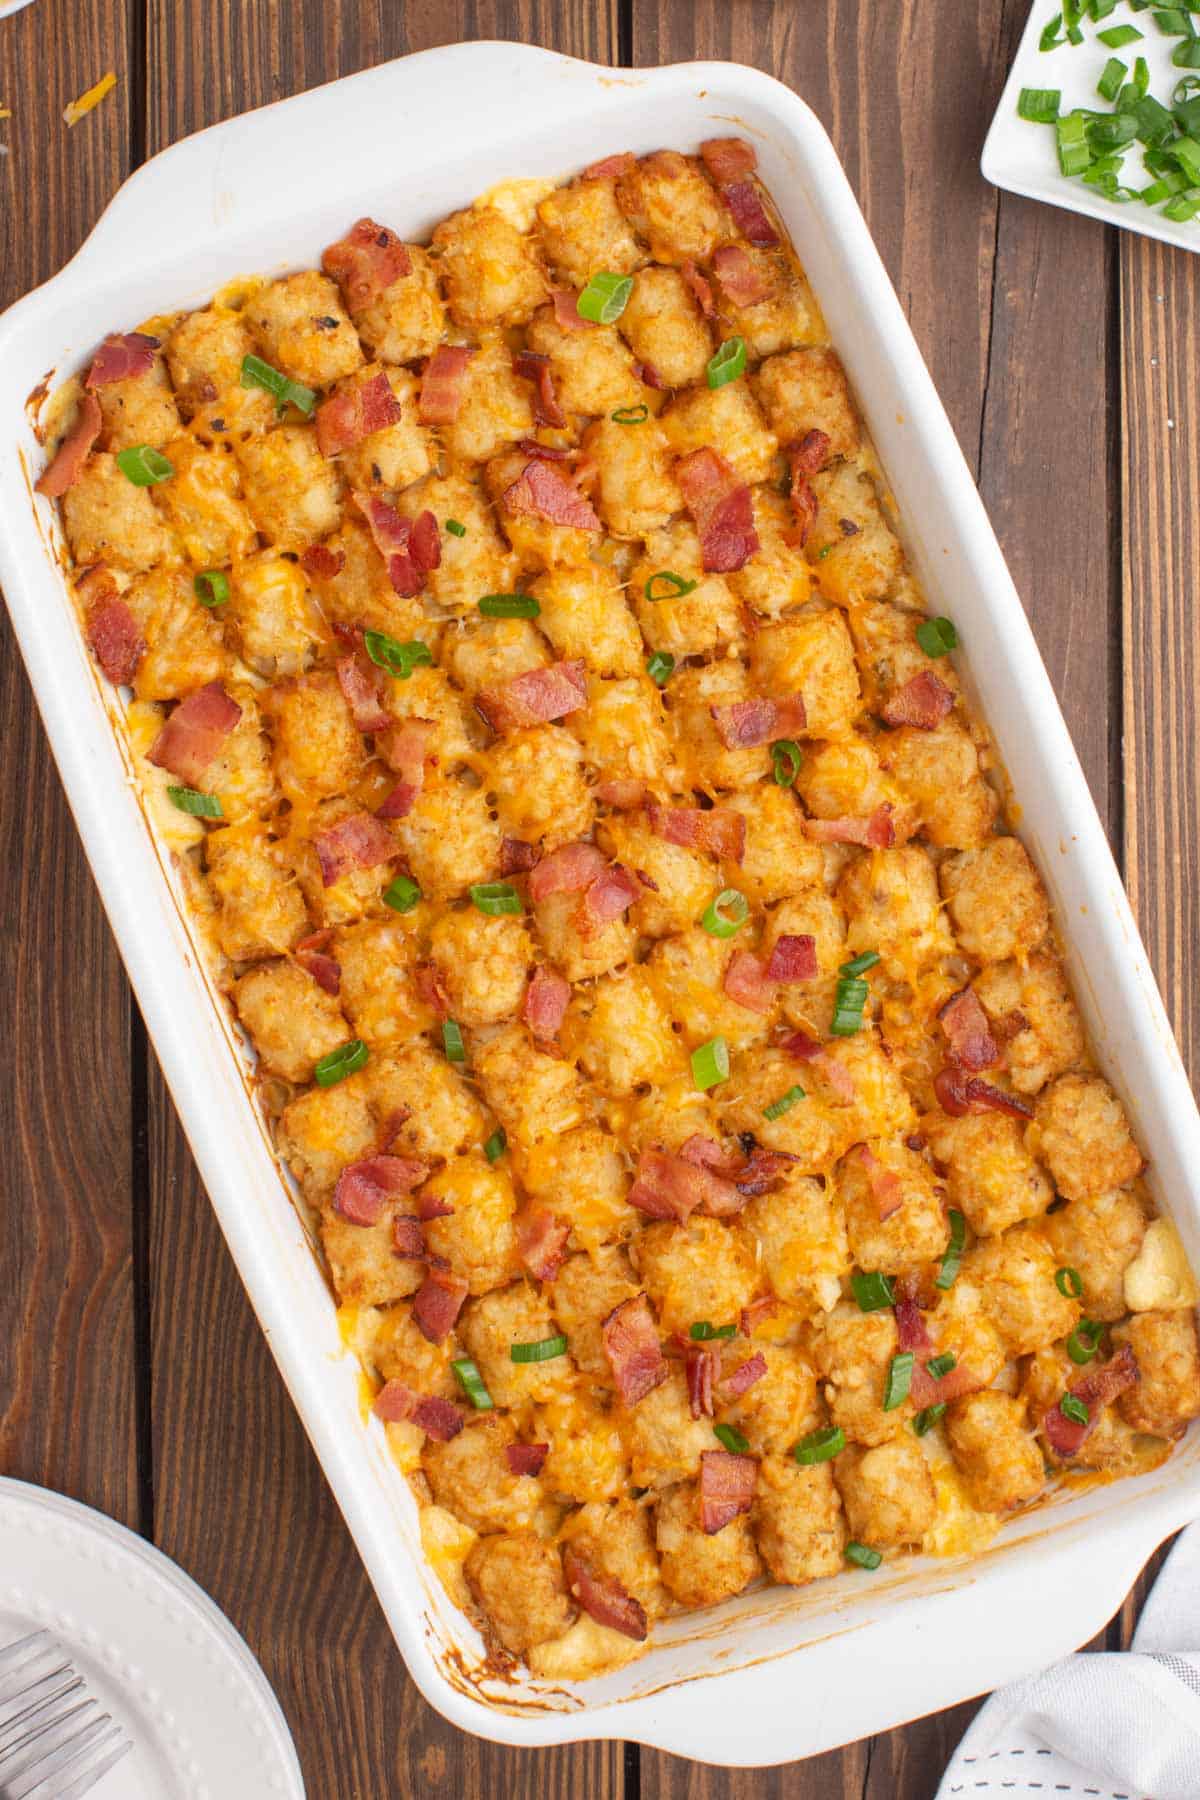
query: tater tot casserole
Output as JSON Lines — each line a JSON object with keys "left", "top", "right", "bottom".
{"left": 36, "top": 135, "right": 1200, "bottom": 1678}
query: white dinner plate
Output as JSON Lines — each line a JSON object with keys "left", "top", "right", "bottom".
{"left": 983, "top": 0, "right": 1200, "bottom": 251}
{"left": 0, "top": 1479, "right": 304, "bottom": 1797}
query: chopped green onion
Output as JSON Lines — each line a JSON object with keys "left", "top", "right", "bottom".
{"left": 193, "top": 569, "right": 230, "bottom": 607}
{"left": 240, "top": 352, "right": 316, "bottom": 417}
{"left": 851, "top": 1270, "right": 895, "bottom": 1313}
{"left": 763, "top": 1085, "right": 806, "bottom": 1121}
{"left": 1134, "top": 93, "right": 1178, "bottom": 143}
{"left": 577, "top": 272, "right": 633, "bottom": 324}
{"left": 167, "top": 785, "right": 222, "bottom": 818}
{"left": 1133, "top": 55, "right": 1153, "bottom": 97}
{"left": 701, "top": 888, "right": 749, "bottom": 939}
{"left": 830, "top": 974, "right": 870, "bottom": 1036}
{"left": 363, "top": 630, "right": 432, "bottom": 680}
{"left": 644, "top": 570, "right": 699, "bottom": 602}
{"left": 1063, "top": 0, "right": 1085, "bottom": 39}
{"left": 840, "top": 950, "right": 881, "bottom": 977}
{"left": 691, "top": 1035, "right": 730, "bottom": 1091}
{"left": 484, "top": 1128, "right": 507, "bottom": 1163}
{"left": 116, "top": 444, "right": 173, "bottom": 486}
{"left": 611, "top": 403, "right": 649, "bottom": 424}
{"left": 935, "top": 1209, "right": 967, "bottom": 1291}
{"left": 713, "top": 1423, "right": 750, "bottom": 1455}
{"left": 1040, "top": 12, "right": 1066, "bottom": 49}
{"left": 646, "top": 650, "right": 675, "bottom": 687}
{"left": 1088, "top": 110, "right": 1139, "bottom": 148}
{"left": 772, "top": 739, "right": 802, "bottom": 787}
{"left": 1056, "top": 111, "right": 1094, "bottom": 176}
{"left": 913, "top": 1403, "right": 947, "bottom": 1437}
{"left": 707, "top": 336, "right": 747, "bottom": 389}
{"left": 442, "top": 1019, "right": 466, "bottom": 1064}
{"left": 690, "top": 1321, "right": 737, "bottom": 1341}
{"left": 1100, "top": 22, "right": 1144, "bottom": 43}
{"left": 383, "top": 874, "right": 421, "bottom": 913}
{"left": 1067, "top": 1319, "right": 1103, "bottom": 1364}
{"left": 1097, "top": 58, "right": 1127, "bottom": 102}
{"left": 1174, "top": 90, "right": 1200, "bottom": 130}
{"left": 815, "top": 543, "right": 834, "bottom": 561}
{"left": 452, "top": 1356, "right": 493, "bottom": 1410}
{"left": 314, "top": 1039, "right": 369, "bottom": 1087}
{"left": 794, "top": 1425, "right": 845, "bottom": 1466}
{"left": 1174, "top": 36, "right": 1200, "bottom": 65}
{"left": 469, "top": 881, "right": 523, "bottom": 916}
{"left": 445, "top": 518, "right": 467, "bottom": 538}
{"left": 1055, "top": 1265, "right": 1084, "bottom": 1299}
{"left": 884, "top": 1351, "right": 914, "bottom": 1411}
{"left": 845, "top": 1541, "right": 882, "bottom": 1570}
{"left": 1163, "top": 189, "right": 1200, "bottom": 215}
{"left": 926, "top": 1352, "right": 957, "bottom": 1381}
{"left": 1155, "top": 6, "right": 1195, "bottom": 33}
{"left": 1089, "top": 0, "right": 1118, "bottom": 18}
{"left": 916, "top": 615, "right": 958, "bottom": 657}
{"left": 1019, "top": 86, "right": 1062, "bottom": 121}
{"left": 1172, "top": 132, "right": 1200, "bottom": 178}
{"left": 478, "top": 592, "right": 539, "bottom": 618}
{"left": 510, "top": 1334, "right": 569, "bottom": 1363}
{"left": 1061, "top": 1393, "right": 1090, "bottom": 1426}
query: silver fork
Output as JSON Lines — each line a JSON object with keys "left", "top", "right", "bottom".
{"left": 0, "top": 1632, "right": 131, "bottom": 1799}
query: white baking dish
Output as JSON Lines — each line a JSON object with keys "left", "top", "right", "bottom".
{"left": 1, "top": 41, "right": 1198, "bottom": 1768}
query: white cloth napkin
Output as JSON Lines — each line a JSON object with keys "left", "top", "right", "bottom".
{"left": 936, "top": 1522, "right": 1200, "bottom": 1800}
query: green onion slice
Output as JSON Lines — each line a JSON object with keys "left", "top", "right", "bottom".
{"left": 925, "top": 1352, "right": 957, "bottom": 1381}
{"left": 851, "top": 1270, "right": 895, "bottom": 1313}
{"left": 913, "top": 1403, "right": 947, "bottom": 1437}
{"left": 1173, "top": 37, "right": 1200, "bottom": 68}
{"left": 166, "top": 785, "right": 222, "bottom": 818}
{"left": 1055, "top": 1265, "right": 1084, "bottom": 1299}
{"left": 646, "top": 650, "right": 676, "bottom": 687}
{"left": 1060, "top": 1393, "right": 1090, "bottom": 1426}
{"left": 1056, "top": 111, "right": 1093, "bottom": 176}
{"left": 1163, "top": 190, "right": 1200, "bottom": 217}
{"left": 363, "top": 630, "right": 432, "bottom": 680}
{"left": 830, "top": 975, "right": 870, "bottom": 1037}
{"left": 116, "top": 444, "right": 173, "bottom": 486}
{"left": 845, "top": 1541, "right": 882, "bottom": 1570}
{"left": 935, "top": 1209, "right": 967, "bottom": 1291}
{"left": 690, "top": 1321, "right": 737, "bottom": 1341}
{"left": 314, "top": 1038, "right": 369, "bottom": 1087}
{"left": 469, "top": 881, "right": 523, "bottom": 916}
{"left": 444, "top": 518, "right": 467, "bottom": 537}
{"left": 691, "top": 1036, "right": 730, "bottom": 1091}
{"left": 701, "top": 888, "right": 749, "bottom": 939}
{"left": 840, "top": 950, "right": 881, "bottom": 977}
{"left": 484, "top": 1128, "right": 507, "bottom": 1163}
{"left": 1040, "top": 12, "right": 1066, "bottom": 49}
{"left": 577, "top": 272, "right": 633, "bottom": 324}
{"left": 478, "top": 592, "right": 540, "bottom": 618}
{"left": 452, "top": 1356, "right": 493, "bottom": 1410}
{"left": 763, "top": 1085, "right": 805, "bottom": 1121}
{"left": 240, "top": 352, "right": 315, "bottom": 417}
{"left": 1156, "top": 7, "right": 1196, "bottom": 35}
{"left": 1098, "top": 58, "right": 1128, "bottom": 103}
{"left": 383, "top": 874, "right": 421, "bottom": 913}
{"left": 644, "top": 570, "right": 699, "bottom": 602}
{"left": 1100, "top": 22, "right": 1145, "bottom": 44}
{"left": 193, "top": 569, "right": 230, "bottom": 607}
{"left": 1067, "top": 1319, "right": 1103, "bottom": 1364}
{"left": 442, "top": 1019, "right": 466, "bottom": 1064}
{"left": 794, "top": 1425, "right": 845, "bottom": 1466}
{"left": 612, "top": 403, "right": 649, "bottom": 424}
{"left": 772, "top": 739, "right": 802, "bottom": 787}
{"left": 916, "top": 615, "right": 959, "bottom": 657}
{"left": 510, "top": 1334, "right": 569, "bottom": 1363}
{"left": 1019, "top": 86, "right": 1062, "bottom": 121}
{"left": 884, "top": 1351, "right": 914, "bottom": 1412}
{"left": 713, "top": 1423, "right": 750, "bottom": 1455}
{"left": 707, "top": 336, "right": 747, "bottom": 389}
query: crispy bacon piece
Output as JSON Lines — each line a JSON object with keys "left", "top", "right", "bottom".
{"left": 516, "top": 1207, "right": 571, "bottom": 1283}
{"left": 803, "top": 805, "right": 895, "bottom": 849}
{"left": 700, "top": 137, "right": 759, "bottom": 183}
{"left": 477, "top": 659, "right": 588, "bottom": 734}
{"left": 681, "top": 259, "right": 715, "bottom": 319}
{"left": 414, "top": 962, "right": 450, "bottom": 1019}
{"left": 711, "top": 693, "right": 807, "bottom": 750}
{"left": 147, "top": 681, "right": 241, "bottom": 785}
{"left": 677, "top": 1134, "right": 740, "bottom": 1177}
{"left": 336, "top": 654, "right": 390, "bottom": 734}
{"left": 314, "top": 811, "right": 396, "bottom": 887}
{"left": 854, "top": 1143, "right": 903, "bottom": 1221}
{"left": 417, "top": 1189, "right": 455, "bottom": 1222}
{"left": 528, "top": 841, "right": 607, "bottom": 902}
{"left": 882, "top": 669, "right": 956, "bottom": 731}
{"left": 551, "top": 288, "right": 595, "bottom": 331}
{"left": 294, "top": 928, "right": 341, "bottom": 996}
{"left": 602, "top": 1294, "right": 667, "bottom": 1408}
{"left": 333, "top": 1154, "right": 427, "bottom": 1227}
{"left": 505, "top": 1443, "right": 550, "bottom": 1477}
{"left": 413, "top": 1267, "right": 470, "bottom": 1345}
{"left": 357, "top": 493, "right": 440, "bottom": 597}
{"left": 86, "top": 331, "right": 159, "bottom": 388}
{"left": 300, "top": 543, "right": 345, "bottom": 581}
{"left": 676, "top": 447, "right": 760, "bottom": 573}
{"left": 628, "top": 1147, "right": 739, "bottom": 1223}
{"left": 512, "top": 350, "right": 567, "bottom": 430}
{"left": 940, "top": 988, "right": 1000, "bottom": 1074}
{"left": 894, "top": 1296, "right": 934, "bottom": 1357}
{"left": 777, "top": 1027, "right": 824, "bottom": 1062}
{"left": 646, "top": 802, "right": 746, "bottom": 863}
{"left": 582, "top": 151, "right": 636, "bottom": 181}
{"left": 785, "top": 429, "right": 832, "bottom": 546}
{"left": 392, "top": 1214, "right": 427, "bottom": 1261}
{"left": 522, "top": 966, "right": 571, "bottom": 1039}
{"left": 723, "top": 951, "right": 776, "bottom": 1016}
{"left": 712, "top": 243, "right": 772, "bottom": 309}
{"left": 700, "top": 138, "right": 779, "bottom": 247}
{"left": 765, "top": 935, "right": 818, "bottom": 982}
{"left": 322, "top": 217, "right": 412, "bottom": 309}
{"left": 315, "top": 370, "right": 404, "bottom": 458}
{"left": 36, "top": 391, "right": 103, "bottom": 497}
{"left": 741, "top": 1295, "right": 779, "bottom": 1336}
{"left": 576, "top": 863, "right": 638, "bottom": 936}
{"left": 500, "top": 837, "right": 538, "bottom": 876}
{"left": 376, "top": 718, "right": 432, "bottom": 822}
{"left": 933, "top": 1067, "right": 1033, "bottom": 1120}
{"left": 685, "top": 1344, "right": 719, "bottom": 1418}
{"left": 790, "top": 428, "right": 831, "bottom": 480}
{"left": 1043, "top": 1346, "right": 1140, "bottom": 1459}
{"left": 635, "top": 359, "right": 665, "bottom": 390}
{"left": 504, "top": 457, "right": 601, "bottom": 533}
{"left": 79, "top": 568, "right": 145, "bottom": 687}
{"left": 733, "top": 1147, "right": 799, "bottom": 1197}
{"left": 372, "top": 1381, "right": 464, "bottom": 1440}
{"left": 562, "top": 1549, "right": 648, "bottom": 1642}
{"left": 418, "top": 344, "right": 473, "bottom": 425}
{"left": 724, "top": 182, "right": 780, "bottom": 247}
{"left": 516, "top": 439, "right": 570, "bottom": 462}
{"left": 723, "top": 1350, "right": 767, "bottom": 1399}
{"left": 699, "top": 1449, "right": 758, "bottom": 1534}
{"left": 894, "top": 1295, "right": 986, "bottom": 1406}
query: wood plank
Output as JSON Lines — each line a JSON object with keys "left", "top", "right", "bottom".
{"left": 0, "top": 0, "right": 140, "bottom": 1526}
{"left": 140, "top": 4, "right": 624, "bottom": 1796}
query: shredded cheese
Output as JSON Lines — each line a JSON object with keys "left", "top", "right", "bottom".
{"left": 64, "top": 71, "right": 117, "bottom": 128}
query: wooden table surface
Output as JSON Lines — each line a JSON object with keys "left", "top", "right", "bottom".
{"left": 2, "top": 1, "right": 1197, "bottom": 1794}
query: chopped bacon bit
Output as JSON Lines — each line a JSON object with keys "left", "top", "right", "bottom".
{"left": 418, "top": 344, "right": 474, "bottom": 425}
{"left": 372, "top": 1380, "right": 464, "bottom": 1440}
{"left": 777, "top": 1027, "right": 824, "bottom": 1062}
{"left": 551, "top": 288, "right": 596, "bottom": 331}
{"left": 86, "top": 331, "right": 159, "bottom": 388}
{"left": 512, "top": 350, "right": 567, "bottom": 430}
{"left": 414, "top": 962, "right": 451, "bottom": 1019}
{"left": 392, "top": 1214, "right": 427, "bottom": 1260}
{"left": 933, "top": 1067, "right": 1033, "bottom": 1120}
{"left": 635, "top": 359, "right": 665, "bottom": 390}
{"left": 724, "top": 182, "right": 780, "bottom": 247}
{"left": 314, "top": 810, "right": 396, "bottom": 887}
{"left": 734, "top": 1147, "right": 799, "bottom": 1197}
{"left": 517, "top": 438, "right": 571, "bottom": 461}
{"left": 417, "top": 1190, "right": 455, "bottom": 1222}
{"left": 376, "top": 783, "right": 417, "bottom": 821}
{"left": 147, "top": 681, "right": 241, "bottom": 785}
{"left": 785, "top": 429, "right": 832, "bottom": 545}
{"left": 723, "top": 950, "right": 776, "bottom": 1015}
{"left": 522, "top": 966, "right": 571, "bottom": 1039}
{"left": 500, "top": 837, "right": 539, "bottom": 876}
{"left": 476, "top": 659, "right": 588, "bottom": 736}
{"left": 376, "top": 1106, "right": 412, "bottom": 1152}
{"left": 629, "top": 1147, "right": 734, "bottom": 1222}
{"left": 562, "top": 1549, "right": 648, "bottom": 1643}
{"left": 893, "top": 1293, "right": 986, "bottom": 1404}
{"left": 333, "top": 1154, "right": 427, "bottom": 1227}
{"left": 723, "top": 1350, "right": 767, "bottom": 1399}
{"left": 740, "top": 1295, "right": 778, "bottom": 1336}
{"left": 854, "top": 1144, "right": 904, "bottom": 1221}
{"left": 940, "top": 988, "right": 1001, "bottom": 1073}
{"left": 789, "top": 429, "right": 832, "bottom": 480}
{"left": 882, "top": 670, "right": 956, "bottom": 731}
{"left": 894, "top": 1296, "right": 934, "bottom": 1357}
{"left": 712, "top": 243, "right": 772, "bottom": 309}
{"left": 685, "top": 1344, "right": 719, "bottom": 1419}
{"left": 357, "top": 493, "right": 438, "bottom": 597}
{"left": 765, "top": 934, "right": 818, "bottom": 982}
{"left": 336, "top": 654, "right": 391, "bottom": 734}
{"left": 700, "top": 137, "right": 759, "bottom": 183}
{"left": 602, "top": 1294, "right": 667, "bottom": 1408}
{"left": 301, "top": 543, "right": 345, "bottom": 581}
{"left": 596, "top": 777, "right": 648, "bottom": 811}
{"left": 676, "top": 447, "right": 760, "bottom": 573}
{"left": 36, "top": 391, "right": 103, "bottom": 498}
{"left": 681, "top": 259, "right": 716, "bottom": 319}
{"left": 410, "top": 509, "right": 440, "bottom": 573}
{"left": 646, "top": 802, "right": 746, "bottom": 863}
{"left": 412, "top": 1267, "right": 470, "bottom": 1345}
{"left": 582, "top": 151, "right": 636, "bottom": 181}
{"left": 576, "top": 863, "right": 638, "bottom": 937}
{"left": 376, "top": 717, "right": 432, "bottom": 823}
{"left": 993, "top": 1009, "right": 1031, "bottom": 1046}
{"left": 322, "top": 217, "right": 412, "bottom": 309}
{"left": 85, "top": 587, "right": 144, "bottom": 687}
{"left": 516, "top": 1207, "right": 571, "bottom": 1283}
{"left": 503, "top": 456, "right": 601, "bottom": 533}
{"left": 372, "top": 1378, "right": 418, "bottom": 1422}
{"left": 678, "top": 1135, "right": 742, "bottom": 1177}
{"left": 711, "top": 693, "right": 807, "bottom": 750}
{"left": 528, "top": 841, "right": 607, "bottom": 902}
{"left": 505, "top": 1442, "right": 550, "bottom": 1478}
{"left": 803, "top": 805, "right": 895, "bottom": 849}
{"left": 1043, "top": 1346, "right": 1139, "bottom": 1459}
{"left": 699, "top": 1449, "right": 758, "bottom": 1534}
{"left": 294, "top": 930, "right": 341, "bottom": 995}
{"left": 315, "top": 371, "right": 404, "bottom": 458}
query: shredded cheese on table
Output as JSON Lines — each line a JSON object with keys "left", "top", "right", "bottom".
{"left": 64, "top": 71, "right": 116, "bottom": 127}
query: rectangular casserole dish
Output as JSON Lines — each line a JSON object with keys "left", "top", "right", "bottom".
{"left": 2, "top": 42, "right": 1199, "bottom": 1767}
